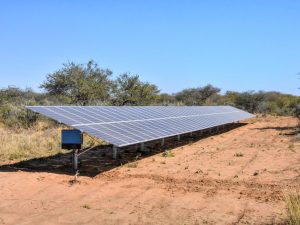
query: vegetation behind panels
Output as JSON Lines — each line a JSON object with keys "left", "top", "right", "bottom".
{"left": 0, "top": 60, "right": 299, "bottom": 128}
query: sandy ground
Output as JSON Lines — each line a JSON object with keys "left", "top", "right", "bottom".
{"left": 0, "top": 116, "right": 299, "bottom": 225}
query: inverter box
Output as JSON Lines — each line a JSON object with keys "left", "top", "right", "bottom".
{"left": 61, "top": 129, "right": 82, "bottom": 149}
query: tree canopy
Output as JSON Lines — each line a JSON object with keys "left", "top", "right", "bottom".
{"left": 112, "top": 73, "right": 160, "bottom": 106}
{"left": 175, "top": 84, "right": 221, "bottom": 105}
{"left": 40, "top": 61, "right": 113, "bottom": 105}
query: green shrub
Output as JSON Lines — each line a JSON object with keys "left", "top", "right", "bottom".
{"left": 0, "top": 103, "right": 37, "bottom": 128}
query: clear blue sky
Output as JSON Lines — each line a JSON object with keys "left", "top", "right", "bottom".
{"left": 0, "top": 0, "right": 299, "bottom": 95}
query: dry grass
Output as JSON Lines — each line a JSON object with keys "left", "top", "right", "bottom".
{"left": 0, "top": 121, "right": 63, "bottom": 164}
{"left": 286, "top": 193, "right": 300, "bottom": 225}
{"left": 0, "top": 121, "right": 102, "bottom": 164}
{"left": 125, "top": 161, "right": 138, "bottom": 168}
{"left": 161, "top": 150, "right": 175, "bottom": 157}
{"left": 234, "top": 152, "right": 244, "bottom": 157}
{"left": 81, "top": 204, "right": 91, "bottom": 209}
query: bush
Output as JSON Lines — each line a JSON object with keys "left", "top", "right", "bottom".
{"left": 0, "top": 103, "right": 37, "bottom": 128}
{"left": 295, "top": 104, "right": 300, "bottom": 119}
{"left": 0, "top": 87, "right": 61, "bottom": 128}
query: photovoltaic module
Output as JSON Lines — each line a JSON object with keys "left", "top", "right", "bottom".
{"left": 26, "top": 106, "right": 255, "bottom": 147}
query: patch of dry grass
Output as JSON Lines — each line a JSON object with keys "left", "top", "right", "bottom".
{"left": 125, "top": 161, "right": 138, "bottom": 168}
{"left": 0, "top": 121, "right": 63, "bottom": 164}
{"left": 234, "top": 152, "right": 244, "bottom": 157}
{"left": 0, "top": 121, "right": 103, "bottom": 164}
{"left": 81, "top": 204, "right": 91, "bottom": 209}
{"left": 286, "top": 193, "right": 300, "bottom": 225}
{"left": 161, "top": 150, "right": 175, "bottom": 157}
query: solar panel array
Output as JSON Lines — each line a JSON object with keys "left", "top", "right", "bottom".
{"left": 26, "top": 106, "right": 254, "bottom": 147}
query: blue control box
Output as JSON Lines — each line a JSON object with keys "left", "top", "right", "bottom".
{"left": 61, "top": 129, "right": 82, "bottom": 149}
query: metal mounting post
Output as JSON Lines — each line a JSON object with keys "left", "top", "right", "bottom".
{"left": 199, "top": 130, "right": 203, "bottom": 136}
{"left": 73, "top": 149, "right": 79, "bottom": 171}
{"left": 113, "top": 145, "right": 118, "bottom": 159}
{"left": 161, "top": 138, "right": 165, "bottom": 147}
{"left": 135, "top": 144, "right": 139, "bottom": 151}
{"left": 140, "top": 142, "right": 145, "bottom": 152}
{"left": 177, "top": 135, "right": 180, "bottom": 141}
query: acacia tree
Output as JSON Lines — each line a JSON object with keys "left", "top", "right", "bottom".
{"left": 112, "top": 73, "right": 160, "bottom": 106}
{"left": 175, "top": 84, "right": 221, "bottom": 105}
{"left": 40, "top": 61, "right": 113, "bottom": 105}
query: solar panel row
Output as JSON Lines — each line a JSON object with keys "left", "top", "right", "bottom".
{"left": 26, "top": 106, "right": 254, "bottom": 147}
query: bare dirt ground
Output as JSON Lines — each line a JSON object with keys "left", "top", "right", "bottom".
{"left": 0, "top": 116, "right": 299, "bottom": 225}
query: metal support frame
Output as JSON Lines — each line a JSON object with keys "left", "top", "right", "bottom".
{"left": 71, "top": 145, "right": 98, "bottom": 171}
{"left": 140, "top": 142, "right": 145, "bottom": 152}
{"left": 161, "top": 138, "right": 165, "bottom": 147}
{"left": 69, "top": 122, "right": 236, "bottom": 170}
{"left": 72, "top": 149, "right": 79, "bottom": 171}
{"left": 199, "top": 130, "right": 203, "bottom": 136}
{"left": 135, "top": 144, "right": 139, "bottom": 151}
{"left": 113, "top": 145, "right": 118, "bottom": 159}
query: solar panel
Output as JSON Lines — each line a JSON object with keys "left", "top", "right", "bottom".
{"left": 26, "top": 106, "right": 255, "bottom": 147}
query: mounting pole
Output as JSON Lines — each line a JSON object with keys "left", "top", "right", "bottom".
{"left": 161, "top": 138, "right": 165, "bottom": 147}
{"left": 113, "top": 145, "right": 118, "bottom": 159}
{"left": 177, "top": 135, "right": 180, "bottom": 141}
{"left": 73, "top": 149, "right": 79, "bottom": 170}
{"left": 199, "top": 130, "right": 203, "bottom": 136}
{"left": 190, "top": 132, "right": 193, "bottom": 137}
{"left": 140, "top": 142, "right": 145, "bottom": 152}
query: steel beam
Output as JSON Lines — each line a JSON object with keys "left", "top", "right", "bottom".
{"left": 73, "top": 149, "right": 78, "bottom": 170}
{"left": 113, "top": 145, "right": 118, "bottom": 159}
{"left": 140, "top": 142, "right": 145, "bottom": 152}
{"left": 161, "top": 138, "right": 165, "bottom": 147}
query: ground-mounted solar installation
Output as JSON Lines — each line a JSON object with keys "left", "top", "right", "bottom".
{"left": 26, "top": 106, "right": 255, "bottom": 170}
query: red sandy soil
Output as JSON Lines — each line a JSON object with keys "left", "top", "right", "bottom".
{"left": 0, "top": 116, "right": 299, "bottom": 225}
